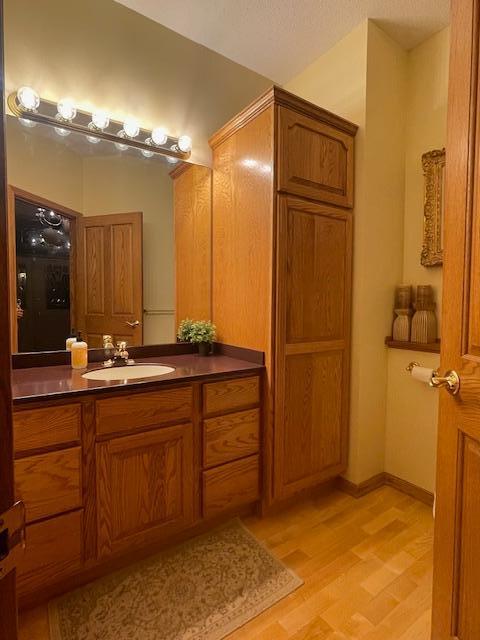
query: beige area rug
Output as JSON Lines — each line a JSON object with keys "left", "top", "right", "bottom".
{"left": 49, "top": 519, "right": 303, "bottom": 640}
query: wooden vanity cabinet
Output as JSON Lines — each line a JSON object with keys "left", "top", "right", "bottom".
{"left": 12, "top": 370, "right": 262, "bottom": 604}
{"left": 209, "top": 86, "right": 357, "bottom": 505}
{"left": 96, "top": 422, "right": 195, "bottom": 557}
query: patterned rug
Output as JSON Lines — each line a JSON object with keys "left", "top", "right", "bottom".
{"left": 49, "top": 519, "right": 303, "bottom": 640}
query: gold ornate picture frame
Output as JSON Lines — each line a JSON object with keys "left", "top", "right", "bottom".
{"left": 421, "top": 148, "right": 445, "bottom": 267}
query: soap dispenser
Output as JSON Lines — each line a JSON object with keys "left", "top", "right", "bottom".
{"left": 71, "top": 332, "right": 88, "bottom": 369}
{"left": 66, "top": 328, "right": 77, "bottom": 351}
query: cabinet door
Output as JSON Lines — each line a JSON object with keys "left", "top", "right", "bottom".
{"left": 274, "top": 196, "right": 352, "bottom": 500}
{"left": 277, "top": 106, "right": 354, "bottom": 208}
{"left": 96, "top": 423, "right": 194, "bottom": 557}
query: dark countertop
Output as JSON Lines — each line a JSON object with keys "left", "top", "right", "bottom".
{"left": 11, "top": 354, "right": 264, "bottom": 404}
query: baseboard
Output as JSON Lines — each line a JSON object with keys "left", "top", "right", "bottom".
{"left": 336, "top": 472, "right": 386, "bottom": 498}
{"left": 337, "top": 472, "right": 434, "bottom": 507}
{"left": 384, "top": 473, "right": 434, "bottom": 506}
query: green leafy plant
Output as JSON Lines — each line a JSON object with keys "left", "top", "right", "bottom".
{"left": 177, "top": 319, "right": 216, "bottom": 344}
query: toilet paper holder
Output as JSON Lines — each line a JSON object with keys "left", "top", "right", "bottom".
{"left": 406, "top": 361, "right": 460, "bottom": 395}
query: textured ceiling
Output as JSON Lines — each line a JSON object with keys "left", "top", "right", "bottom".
{"left": 114, "top": 0, "right": 450, "bottom": 83}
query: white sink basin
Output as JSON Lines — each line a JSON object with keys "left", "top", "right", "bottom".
{"left": 82, "top": 364, "right": 175, "bottom": 381}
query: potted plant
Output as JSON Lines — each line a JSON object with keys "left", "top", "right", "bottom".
{"left": 177, "top": 319, "right": 216, "bottom": 356}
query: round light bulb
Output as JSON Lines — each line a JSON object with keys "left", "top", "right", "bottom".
{"left": 54, "top": 126, "right": 70, "bottom": 137}
{"left": 177, "top": 135, "right": 192, "bottom": 153}
{"left": 17, "top": 86, "right": 40, "bottom": 111}
{"left": 87, "top": 135, "right": 100, "bottom": 144}
{"left": 141, "top": 149, "right": 154, "bottom": 158}
{"left": 91, "top": 109, "right": 110, "bottom": 130}
{"left": 151, "top": 127, "right": 168, "bottom": 146}
{"left": 122, "top": 117, "right": 140, "bottom": 138}
{"left": 57, "top": 98, "right": 76, "bottom": 121}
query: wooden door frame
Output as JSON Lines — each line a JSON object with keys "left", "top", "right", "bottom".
{"left": 7, "top": 186, "right": 82, "bottom": 352}
{"left": 0, "top": 0, "right": 19, "bottom": 636}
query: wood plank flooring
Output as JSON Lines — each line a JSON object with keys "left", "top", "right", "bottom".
{"left": 18, "top": 486, "right": 433, "bottom": 640}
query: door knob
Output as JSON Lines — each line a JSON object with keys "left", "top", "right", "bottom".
{"left": 430, "top": 370, "right": 460, "bottom": 395}
{"left": 125, "top": 320, "right": 140, "bottom": 328}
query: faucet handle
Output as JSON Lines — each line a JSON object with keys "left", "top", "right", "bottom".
{"left": 117, "top": 340, "right": 128, "bottom": 351}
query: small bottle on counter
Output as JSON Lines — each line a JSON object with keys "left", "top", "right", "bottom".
{"left": 66, "top": 328, "right": 77, "bottom": 352}
{"left": 71, "top": 332, "right": 88, "bottom": 369}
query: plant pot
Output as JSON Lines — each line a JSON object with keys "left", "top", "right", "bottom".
{"left": 197, "top": 342, "right": 211, "bottom": 356}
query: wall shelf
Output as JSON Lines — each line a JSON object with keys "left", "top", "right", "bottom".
{"left": 385, "top": 337, "right": 441, "bottom": 354}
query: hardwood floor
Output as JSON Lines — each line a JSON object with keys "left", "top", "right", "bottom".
{"left": 18, "top": 486, "right": 433, "bottom": 640}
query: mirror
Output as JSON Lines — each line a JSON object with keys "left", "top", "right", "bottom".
{"left": 6, "top": 114, "right": 202, "bottom": 352}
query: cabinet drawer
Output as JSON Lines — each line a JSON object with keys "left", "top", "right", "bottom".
{"left": 203, "top": 376, "right": 260, "bottom": 416}
{"left": 277, "top": 106, "right": 354, "bottom": 207}
{"left": 17, "top": 510, "right": 83, "bottom": 598}
{"left": 14, "top": 403, "right": 81, "bottom": 454}
{"left": 96, "top": 386, "right": 193, "bottom": 436}
{"left": 203, "top": 454, "right": 260, "bottom": 518}
{"left": 15, "top": 447, "right": 82, "bottom": 523}
{"left": 204, "top": 408, "right": 260, "bottom": 467}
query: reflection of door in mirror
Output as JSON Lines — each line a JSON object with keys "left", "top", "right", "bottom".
{"left": 7, "top": 187, "right": 80, "bottom": 352}
{"left": 77, "top": 212, "right": 143, "bottom": 347}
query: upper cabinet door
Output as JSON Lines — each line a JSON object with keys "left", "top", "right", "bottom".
{"left": 277, "top": 106, "right": 354, "bottom": 208}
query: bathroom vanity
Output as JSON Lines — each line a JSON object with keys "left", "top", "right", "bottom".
{"left": 11, "top": 350, "right": 263, "bottom": 606}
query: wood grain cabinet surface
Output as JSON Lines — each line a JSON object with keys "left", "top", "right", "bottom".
{"left": 13, "top": 403, "right": 81, "bottom": 454}
{"left": 203, "top": 408, "right": 260, "bottom": 468}
{"left": 277, "top": 106, "right": 354, "bottom": 208}
{"left": 210, "top": 86, "right": 356, "bottom": 506}
{"left": 15, "top": 446, "right": 82, "bottom": 523}
{"left": 203, "top": 454, "right": 260, "bottom": 518}
{"left": 203, "top": 376, "right": 260, "bottom": 416}
{"left": 17, "top": 510, "right": 83, "bottom": 598}
{"left": 96, "top": 422, "right": 195, "bottom": 557}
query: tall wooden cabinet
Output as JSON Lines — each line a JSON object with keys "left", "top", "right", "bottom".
{"left": 209, "top": 87, "right": 357, "bottom": 505}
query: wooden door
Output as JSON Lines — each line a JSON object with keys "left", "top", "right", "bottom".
{"left": 432, "top": 1, "right": 480, "bottom": 637}
{"left": 274, "top": 196, "right": 352, "bottom": 500}
{"left": 96, "top": 423, "right": 194, "bottom": 557}
{"left": 0, "top": 1, "right": 19, "bottom": 635}
{"left": 77, "top": 212, "right": 143, "bottom": 347}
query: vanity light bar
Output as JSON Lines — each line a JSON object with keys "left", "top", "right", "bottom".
{"left": 8, "top": 87, "right": 192, "bottom": 161}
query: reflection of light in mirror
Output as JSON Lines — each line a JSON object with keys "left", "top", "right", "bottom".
{"left": 151, "top": 127, "right": 168, "bottom": 145}
{"left": 87, "top": 135, "right": 100, "bottom": 144}
{"left": 122, "top": 117, "right": 140, "bottom": 138}
{"left": 167, "top": 156, "right": 178, "bottom": 164}
{"left": 54, "top": 126, "right": 70, "bottom": 137}
{"left": 19, "top": 117, "right": 36, "bottom": 128}
{"left": 17, "top": 86, "right": 40, "bottom": 111}
{"left": 91, "top": 109, "right": 110, "bottom": 130}
{"left": 141, "top": 149, "right": 154, "bottom": 158}
{"left": 57, "top": 98, "right": 76, "bottom": 121}
{"left": 114, "top": 141, "right": 128, "bottom": 151}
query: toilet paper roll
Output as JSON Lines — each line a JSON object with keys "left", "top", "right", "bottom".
{"left": 411, "top": 365, "right": 434, "bottom": 384}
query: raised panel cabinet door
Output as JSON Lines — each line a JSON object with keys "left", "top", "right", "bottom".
{"left": 274, "top": 196, "right": 352, "bottom": 500}
{"left": 277, "top": 106, "right": 355, "bottom": 208}
{"left": 96, "top": 423, "right": 194, "bottom": 557}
